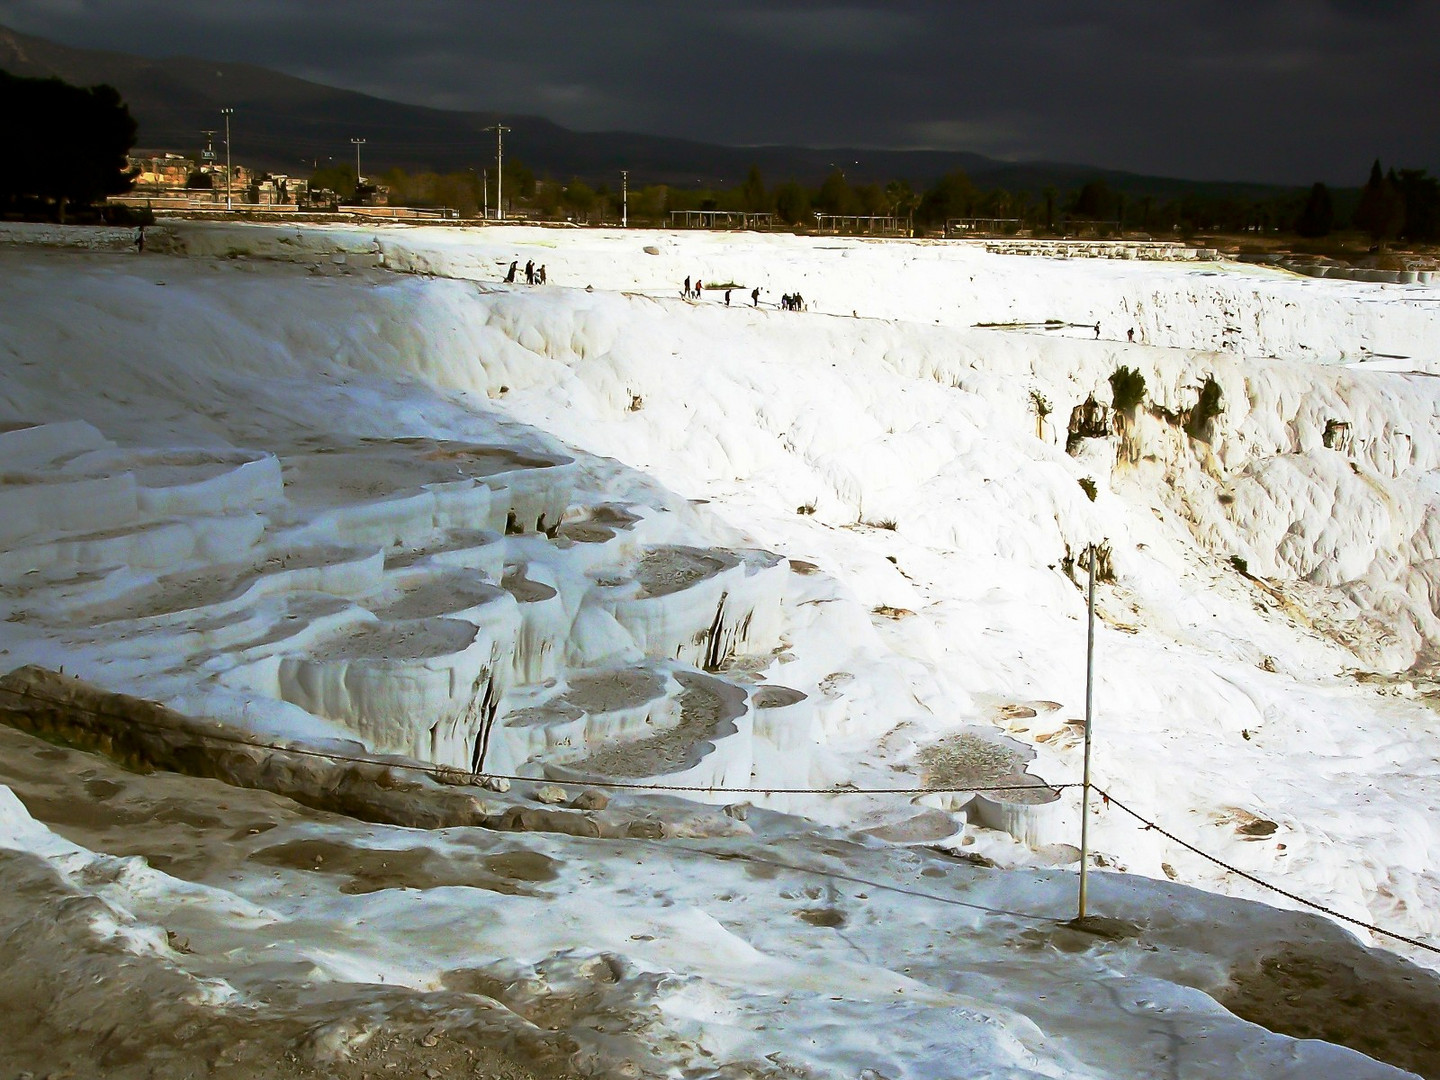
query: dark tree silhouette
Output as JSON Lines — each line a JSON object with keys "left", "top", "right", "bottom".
{"left": 739, "top": 165, "right": 767, "bottom": 212}
{"left": 1394, "top": 169, "right": 1440, "bottom": 242}
{"left": 815, "top": 169, "right": 857, "bottom": 215}
{"left": 0, "top": 70, "right": 137, "bottom": 221}
{"left": 773, "top": 181, "right": 811, "bottom": 225}
{"left": 917, "top": 170, "right": 979, "bottom": 227}
{"left": 1352, "top": 159, "right": 1405, "bottom": 247}
{"left": 1294, "top": 182, "right": 1334, "bottom": 238}
{"left": 1071, "top": 180, "right": 1116, "bottom": 221}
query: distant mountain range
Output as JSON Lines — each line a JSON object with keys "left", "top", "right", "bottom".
{"left": 0, "top": 23, "right": 1298, "bottom": 199}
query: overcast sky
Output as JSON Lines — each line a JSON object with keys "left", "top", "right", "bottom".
{"left": 1, "top": 0, "right": 1435, "bottom": 185}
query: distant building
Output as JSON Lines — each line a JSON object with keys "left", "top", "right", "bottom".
{"left": 117, "top": 150, "right": 305, "bottom": 208}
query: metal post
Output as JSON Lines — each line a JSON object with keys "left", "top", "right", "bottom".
{"left": 1078, "top": 542, "right": 1097, "bottom": 920}
{"left": 622, "top": 169, "right": 628, "bottom": 228}
{"left": 351, "top": 137, "right": 366, "bottom": 190}
{"left": 221, "top": 108, "right": 234, "bottom": 211}
{"left": 482, "top": 168, "right": 488, "bottom": 219}
{"left": 485, "top": 123, "right": 510, "bottom": 221}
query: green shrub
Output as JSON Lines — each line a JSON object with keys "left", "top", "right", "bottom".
{"left": 1108, "top": 365, "right": 1146, "bottom": 414}
{"left": 1187, "top": 375, "right": 1224, "bottom": 438}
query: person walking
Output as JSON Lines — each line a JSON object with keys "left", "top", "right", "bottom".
{"left": 1127, "top": 327, "right": 1135, "bottom": 343}
{"left": 695, "top": 278, "right": 703, "bottom": 297}
{"left": 752, "top": 287, "right": 760, "bottom": 307}
{"left": 505, "top": 261, "right": 518, "bottom": 284}
{"left": 525, "top": 260, "right": 535, "bottom": 285}
{"left": 538, "top": 265, "right": 547, "bottom": 285}
{"left": 134, "top": 225, "right": 146, "bottom": 253}
{"left": 1094, "top": 322, "right": 1101, "bottom": 339}
{"left": 684, "top": 275, "right": 691, "bottom": 298}
{"left": 725, "top": 289, "right": 731, "bottom": 307}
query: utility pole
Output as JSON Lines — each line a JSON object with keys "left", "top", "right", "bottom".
{"left": 220, "top": 108, "right": 234, "bottom": 211}
{"left": 484, "top": 123, "right": 510, "bottom": 221}
{"left": 622, "top": 169, "right": 628, "bottom": 228}
{"left": 482, "top": 168, "right": 488, "bottom": 220}
{"left": 1078, "top": 542, "right": 1098, "bottom": 921}
{"left": 351, "top": 138, "right": 366, "bottom": 193}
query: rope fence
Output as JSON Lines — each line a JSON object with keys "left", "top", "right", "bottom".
{"left": 1, "top": 681, "right": 1436, "bottom": 954}
{"left": 0, "top": 683, "right": 1073, "bottom": 796}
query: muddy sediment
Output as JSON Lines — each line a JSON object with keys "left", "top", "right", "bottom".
{"left": 0, "top": 725, "right": 573, "bottom": 1080}
{"left": 1217, "top": 945, "right": 1440, "bottom": 1080}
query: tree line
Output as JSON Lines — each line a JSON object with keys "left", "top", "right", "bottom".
{"left": 357, "top": 159, "right": 1440, "bottom": 244}
{"left": 3, "top": 68, "right": 1436, "bottom": 248}
{"left": 1295, "top": 161, "right": 1440, "bottom": 245}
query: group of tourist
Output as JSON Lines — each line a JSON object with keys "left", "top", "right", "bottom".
{"left": 681, "top": 278, "right": 811, "bottom": 313}
{"left": 504, "top": 259, "right": 547, "bottom": 285}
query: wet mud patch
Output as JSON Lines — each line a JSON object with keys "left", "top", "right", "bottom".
{"left": 503, "top": 565, "right": 558, "bottom": 603}
{"left": 566, "top": 671, "right": 743, "bottom": 778}
{"left": 559, "top": 666, "right": 667, "bottom": 714}
{"left": 1217, "top": 945, "right": 1440, "bottom": 1079}
{"left": 742, "top": 859, "right": 779, "bottom": 880}
{"left": 278, "top": 438, "right": 568, "bottom": 509}
{"left": 0, "top": 725, "right": 305, "bottom": 880}
{"left": 248, "top": 838, "right": 558, "bottom": 895}
{"left": 555, "top": 522, "right": 615, "bottom": 543}
{"left": 918, "top": 731, "right": 1026, "bottom": 789}
{"left": 443, "top": 953, "right": 632, "bottom": 1034}
{"left": 0, "top": 845, "right": 566, "bottom": 1080}
{"left": 634, "top": 546, "right": 733, "bottom": 598}
{"left": 752, "top": 685, "right": 806, "bottom": 709}
{"left": 1010, "top": 918, "right": 1144, "bottom": 955}
{"left": 371, "top": 570, "right": 503, "bottom": 620}
{"left": 796, "top": 907, "right": 847, "bottom": 928}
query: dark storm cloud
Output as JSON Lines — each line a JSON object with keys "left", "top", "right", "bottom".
{"left": 1, "top": 0, "right": 1435, "bottom": 183}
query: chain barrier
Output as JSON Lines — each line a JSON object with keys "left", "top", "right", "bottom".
{"left": 1095, "top": 786, "right": 1440, "bottom": 955}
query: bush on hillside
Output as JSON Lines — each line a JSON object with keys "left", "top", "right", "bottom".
{"left": 1108, "top": 365, "right": 1146, "bottom": 414}
{"left": 1186, "top": 375, "right": 1224, "bottom": 438}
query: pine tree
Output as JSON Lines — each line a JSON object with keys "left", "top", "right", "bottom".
{"left": 1352, "top": 159, "right": 1404, "bottom": 247}
{"left": 1294, "top": 182, "right": 1334, "bottom": 238}
{"left": 1395, "top": 169, "right": 1440, "bottom": 242}
{"left": 815, "top": 170, "right": 857, "bottom": 216}
{"left": 773, "top": 181, "right": 810, "bottom": 225}
{"left": 740, "top": 165, "right": 767, "bottom": 212}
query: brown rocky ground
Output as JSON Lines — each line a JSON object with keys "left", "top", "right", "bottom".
{"left": 0, "top": 723, "right": 577, "bottom": 1080}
